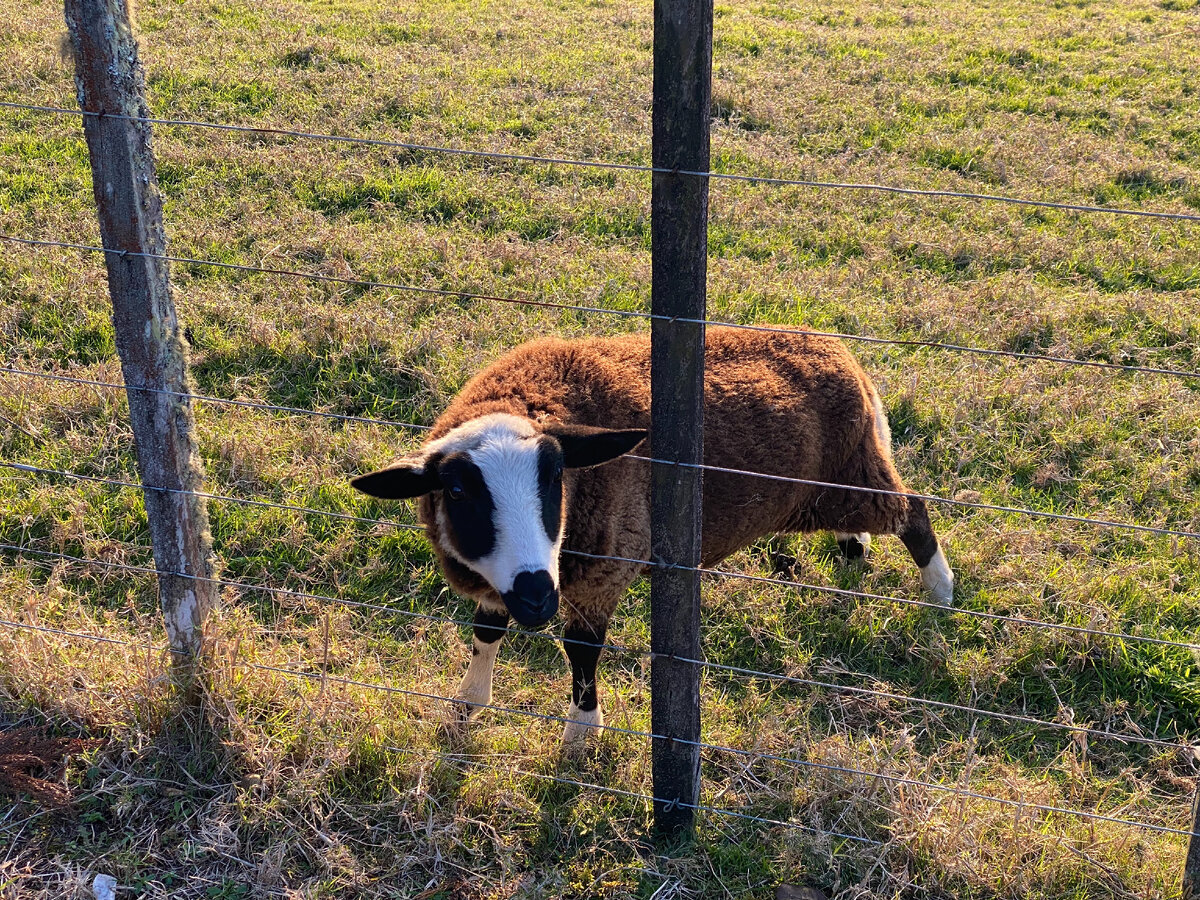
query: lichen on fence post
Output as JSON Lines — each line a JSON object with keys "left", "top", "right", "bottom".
{"left": 63, "top": 0, "right": 218, "bottom": 682}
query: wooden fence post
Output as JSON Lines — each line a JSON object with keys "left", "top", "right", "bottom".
{"left": 649, "top": 0, "right": 712, "bottom": 841}
{"left": 64, "top": 0, "right": 218, "bottom": 681}
{"left": 1185, "top": 785, "right": 1200, "bottom": 899}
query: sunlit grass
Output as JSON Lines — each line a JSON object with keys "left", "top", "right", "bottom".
{"left": 0, "top": 0, "right": 1198, "bottom": 895}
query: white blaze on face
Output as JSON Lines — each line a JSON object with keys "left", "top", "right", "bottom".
{"left": 429, "top": 414, "right": 563, "bottom": 596}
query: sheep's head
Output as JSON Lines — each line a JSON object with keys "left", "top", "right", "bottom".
{"left": 351, "top": 413, "right": 645, "bottom": 628}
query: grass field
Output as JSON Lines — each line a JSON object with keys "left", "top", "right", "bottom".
{"left": 2, "top": 0, "right": 1200, "bottom": 896}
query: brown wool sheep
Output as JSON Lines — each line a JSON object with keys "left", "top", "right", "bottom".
{"left": 352, "top": 327, "right": 954, "bottom": 745}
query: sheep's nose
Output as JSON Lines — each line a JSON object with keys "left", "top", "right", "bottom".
{"left": 502, "top": 570, "right": 558, "bottom": 628}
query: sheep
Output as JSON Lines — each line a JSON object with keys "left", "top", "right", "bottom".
{"left": 351, "top": 326, "right": 954, "bottom": 746}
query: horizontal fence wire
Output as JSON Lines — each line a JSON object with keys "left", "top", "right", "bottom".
{"left": 0, "top": 363, "right": 421, "bottom": 432}
{"left": 568, "top": 547, "right": 1200, "bottom": 653}
{"left": 5, "top": 232, "right": 1200, "bottom": 383}
{"left": 622, "top": 455, "right": 1200, "bottom": 541}
{"left": 0, "top": 587, "right": 1189, "bottom": 841}
{"left": 0, "top": 539, "right": 638, "bottom": 657}
{"left": 390, "top": 743, "right": 883, "bottom": 846}
{"left": 5, "top": 458, "right": 1199, "bottom": 657}
{"left": 0, "top": 598, "right": 877, "bottom": 847}
{"left": 0, "top": 540, "right": 1193, "bottom": 752}
{"left": 4, "top": 100, "right": 1200, "bottom": 224}
{"left": 0, "top": 364, "right": 430, "bottom": 432}
{"left": 3, "top": 358, "right": 1199, "bottom": 543}
{"left": 133, "top": 662, "right": 1200, "bottom": 839}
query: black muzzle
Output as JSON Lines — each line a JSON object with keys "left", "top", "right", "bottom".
{"left": 502, "top": 569, "right": 559, "bottom": 628}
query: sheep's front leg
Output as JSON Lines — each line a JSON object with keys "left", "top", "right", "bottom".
{"left": 562, "top": 620, "right": 607, "bottom": 749}
{"left": 455, "top": 606, "right": 508, "bottom": 723}
{"left": 898, "top": 497, "right": 954, "bottom": 606}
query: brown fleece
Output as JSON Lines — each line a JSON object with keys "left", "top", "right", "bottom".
{"left": 413, "top": 327, "right": 928, "bottom": 634}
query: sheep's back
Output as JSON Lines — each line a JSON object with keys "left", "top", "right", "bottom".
{"left": 433, "top": 328, "right": 900, "bottom": 586}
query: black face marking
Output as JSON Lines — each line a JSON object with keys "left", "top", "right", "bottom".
{"left": 351, "top": 461, "right": 438, "bottom": 499}
{"left": 536, "top": 436, "right": 564, "bottom": 543}
{"left": 438, "top": 452, "right": 495, "bottom": 561}
{"left": 501, "top": 569, "right": 558, "bottom": 628}
{"left": 899, "top": 523, "right": 939, "bottom": 568}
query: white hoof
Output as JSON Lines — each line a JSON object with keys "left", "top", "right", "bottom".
{"left": 562, "top": 702, "right": 603, "bottom": 749}
{"left": 455, "top": 681, "right": 492, "bottom": 716}
{"left": 920, "top": 545, "right": 955, "bottom": 606}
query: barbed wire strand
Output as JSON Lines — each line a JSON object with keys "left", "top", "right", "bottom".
{"left": 5, "top": 459, "right": 1199, "bottom": 655}
{"left": 0, "top": 602, "right": 1188, "bottom": 840}
{"left": 0, "top": 540, "right": 636, "bottom": 656}
{"left": 0, "top": 542, "right": 1192, "bottom": 752}
{"left": 622, "top": 455, "right": 1200, "bottom": 541}
{"left": 4, "top": 233, "right": 1200, "bottom": 382}
{"left": 4, "top": 359, "right": 1200, "bottom": 543}
{"left": 4, "top": 100, "right": 1200, "bottom": 224}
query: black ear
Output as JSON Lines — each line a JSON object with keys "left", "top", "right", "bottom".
{"left": 543, "top": 424, "right": 647, "bottom": 469}
{"left": 351, "top": 462, "right": 439, "bottom": 500}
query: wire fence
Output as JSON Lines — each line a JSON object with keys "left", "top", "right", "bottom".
{"left": 5, "top": 233, "right": 1200, "bottom": 383}
{"left": 0, "top": 547, "right": 1190, "bottom": 842}
{"left": 5, "top": 457, "right": 1199, "bottom": 656}
{"left": 3, "top": 358, "right": 1200, "bottom": 541}
{"left": 1, "top": 5, "right": 1199, "bottom": 886}
{"left": 1, "top": 535, "right": 1192, "bottom": 753}
{"left": 5, "top": 100, "right": 1200, "bottom": 224}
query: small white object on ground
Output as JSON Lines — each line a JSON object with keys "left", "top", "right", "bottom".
{"left": 92, "top": 873, "right": 118, "bottom": 900}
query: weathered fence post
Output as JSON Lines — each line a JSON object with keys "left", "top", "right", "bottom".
{"left": 650, "top": 0, "right": 712, "bottom": 841}
{"left": 1185, "top": 786, "right": 1200, "bottom": 899}
{"left": 64, "top": 0, "right": 218, "bottom": 683}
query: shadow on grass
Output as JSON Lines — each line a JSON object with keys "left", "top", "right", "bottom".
{"left": 0, "top": 683, "right": 253, "bottom": 876}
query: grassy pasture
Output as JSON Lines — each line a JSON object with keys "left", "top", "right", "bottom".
{"left": 2, "top": 0, "right": 1200, "bottom": 896}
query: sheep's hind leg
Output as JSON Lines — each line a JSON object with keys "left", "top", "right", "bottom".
{"left": 454, "top": 606, "right": 508, "bottom": 724}
{"left": 898, "top": 496, "right": 954, "bottom": 606}
{"left": 562, "top": 619, "right": 607, "bottom": 750}
{"left": 835, "top": 531, "right": 871, "bottom": 564}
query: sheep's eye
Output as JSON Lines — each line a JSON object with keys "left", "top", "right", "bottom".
{"left": 447, "top": 484, "right": 466, "bottom": 502}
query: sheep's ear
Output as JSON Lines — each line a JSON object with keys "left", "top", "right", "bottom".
{"left": 351, "top": 460, "right": 439, "bottom": 500}
{"left": 543, "top": 424, "right": 647, "bottom": 469}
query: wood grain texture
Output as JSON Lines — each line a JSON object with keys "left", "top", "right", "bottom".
{"left": 649, "top": 0, "right": 712, "bottom": 841}
{"left": 64, "top": 0, "right": 217, "bottom": 668}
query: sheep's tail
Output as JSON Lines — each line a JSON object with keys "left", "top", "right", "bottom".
{"left": 866, "top": 382, "right": 893, "bottom": 461}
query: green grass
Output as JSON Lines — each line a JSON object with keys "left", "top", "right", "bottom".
{"left": 1, "top": 0, "right": 1200, "bottom": 896}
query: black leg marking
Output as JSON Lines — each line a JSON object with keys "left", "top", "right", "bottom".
{"left": 473, "top": 607, "right": 508, "bottom": 651}
{"left": 837, "top": 535, "right": 867, "bottom": 561}
{"left": 563, "top": 622, "right": 607, "bottom": 712}
{"left": 898, "top": 497, "right": 939, "bottom": 568}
